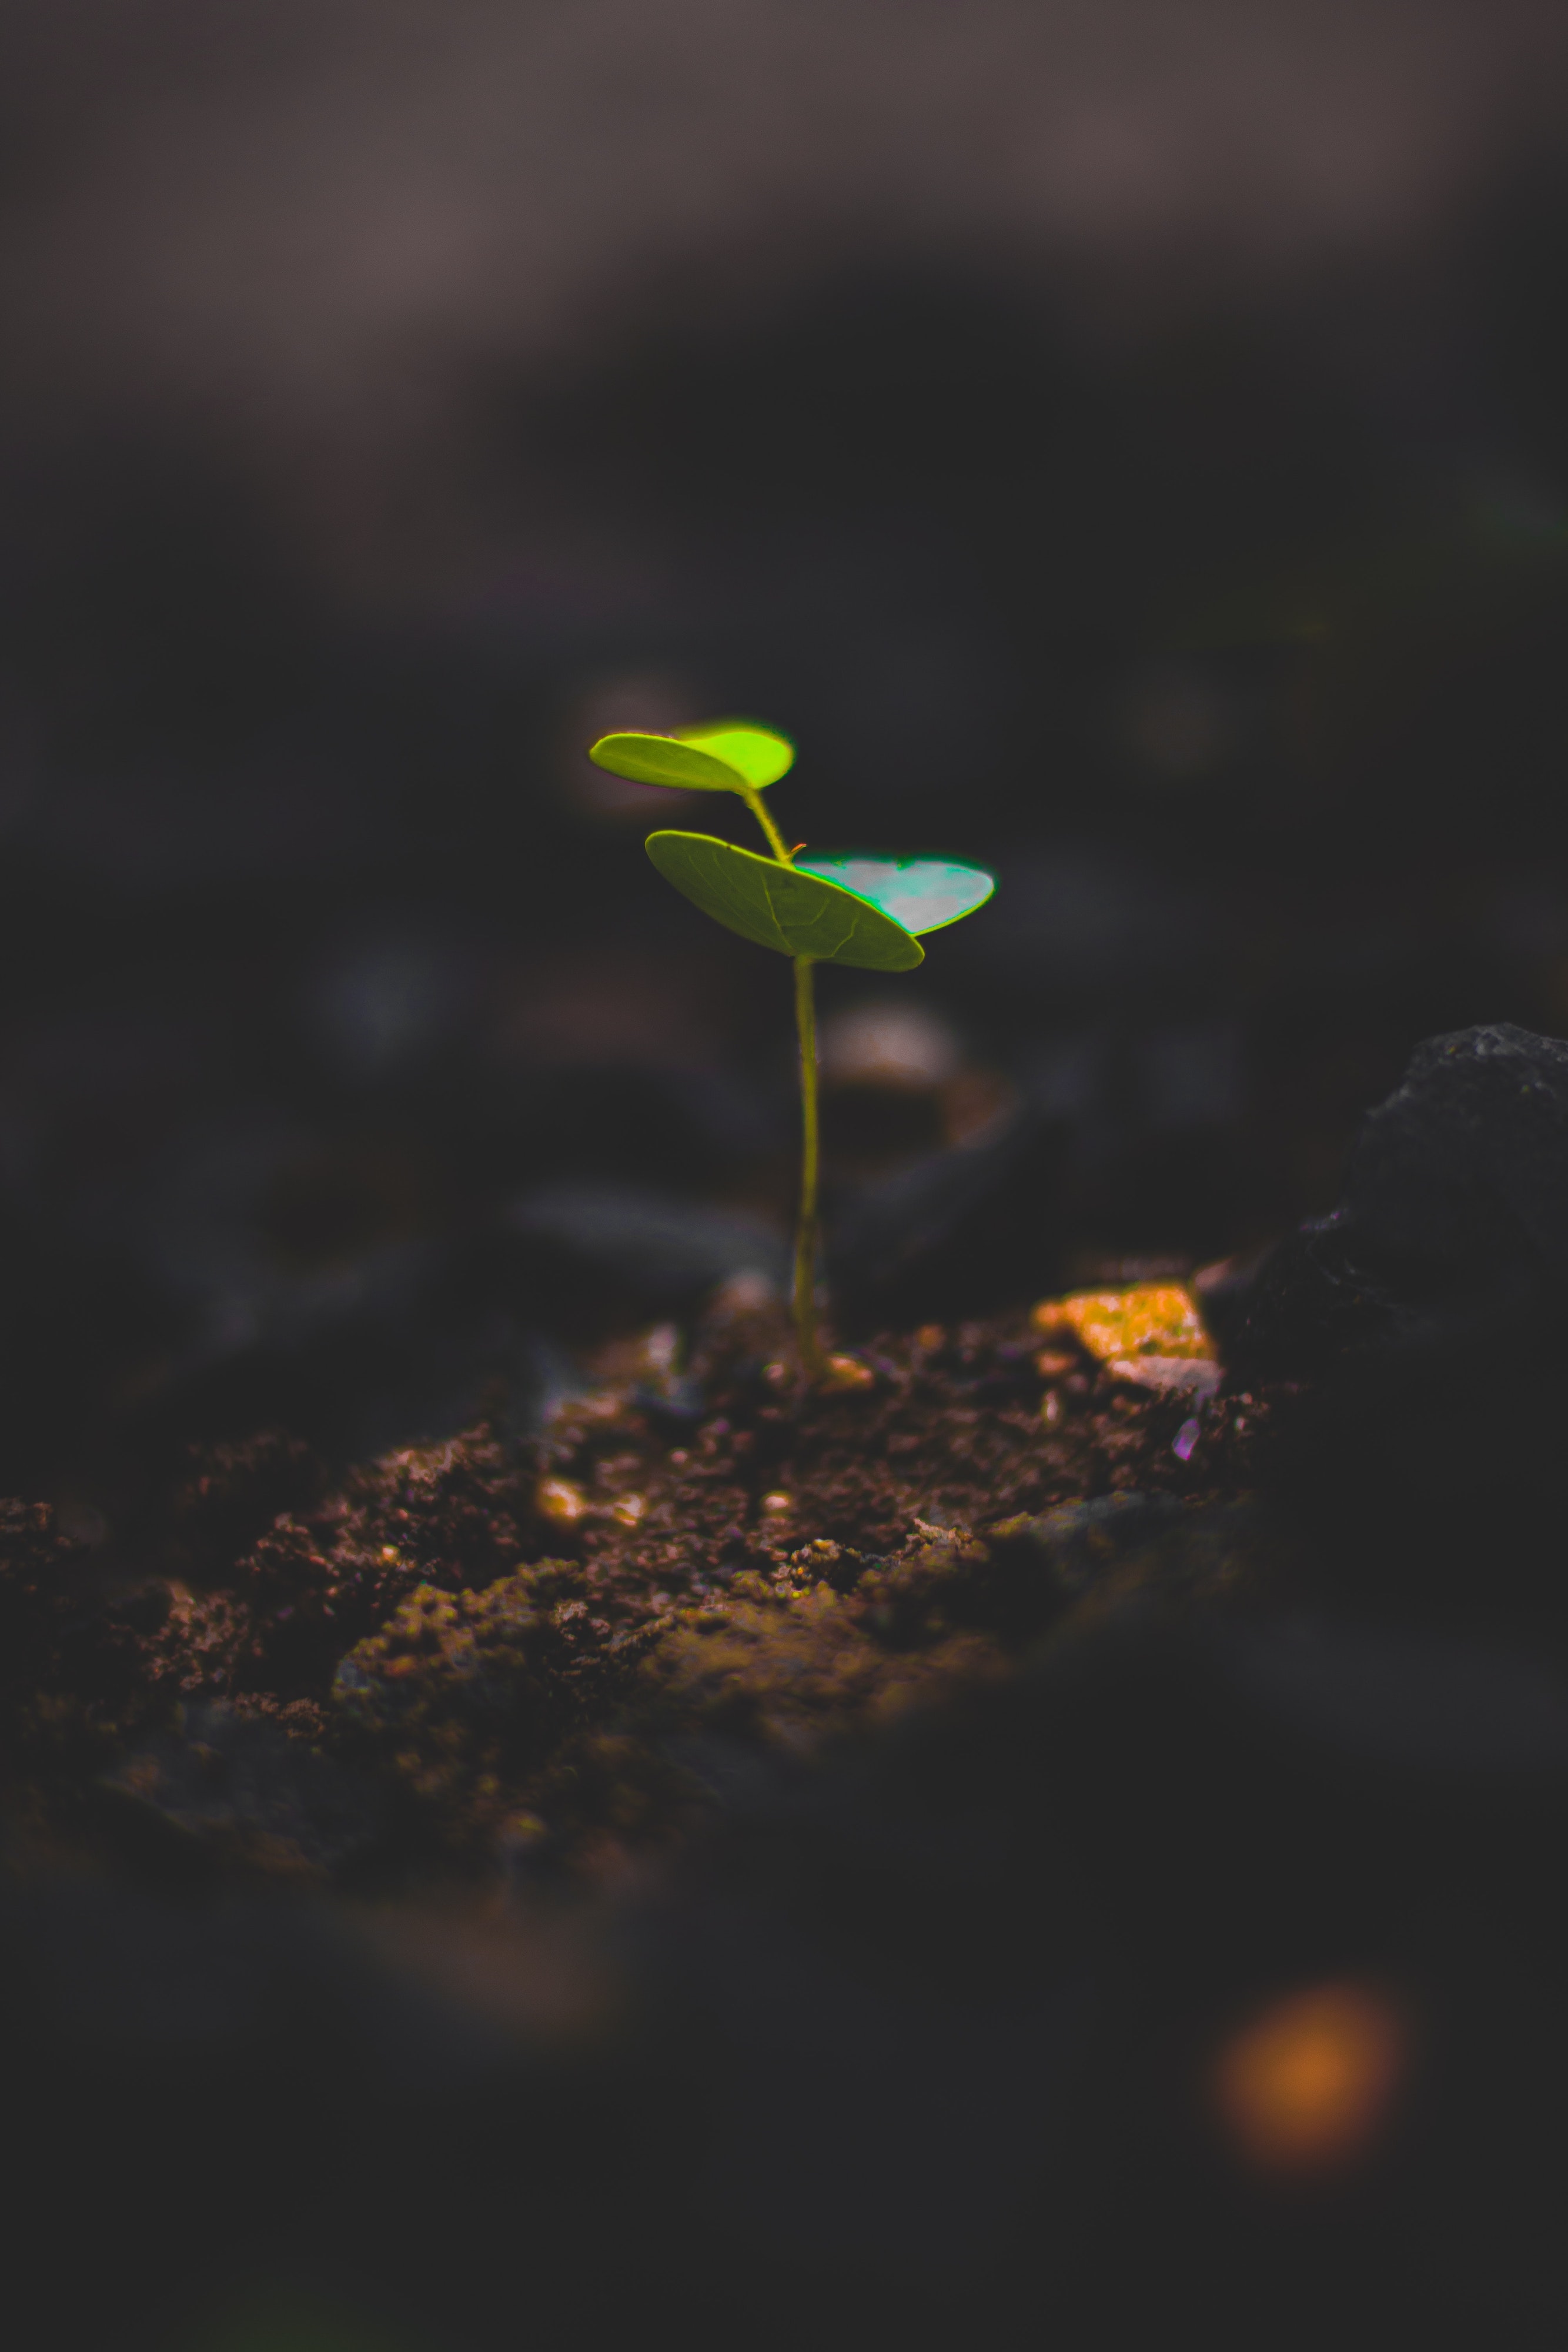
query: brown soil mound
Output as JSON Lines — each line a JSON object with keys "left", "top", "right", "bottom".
{"left": 0, "top": 1288, "right": 1277, "bottom": 1880}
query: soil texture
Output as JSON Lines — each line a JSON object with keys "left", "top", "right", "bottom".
{"left": 0, "top": 1285, "right": 1276, "bottom": 1885}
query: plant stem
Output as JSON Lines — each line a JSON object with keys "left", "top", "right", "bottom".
{"left": 742, "top": 786, "right": 792, "bottom": 864}
{"left": 738, "top": 786, "right": 825, "bottom": 1377}
{"left": 792, "top": 954, "right": 827, "bottom": 1377}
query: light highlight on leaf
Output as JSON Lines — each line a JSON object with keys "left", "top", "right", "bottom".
{"left": 674, "top": 720, "right": 794, "bottom": 787}
{"left": 793, "top": 854, "right": 995, "bottom": 934}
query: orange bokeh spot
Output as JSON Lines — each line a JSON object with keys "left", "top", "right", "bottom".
{"left": 1212, "top": 1982, "right": 1409, "bottom": 2174}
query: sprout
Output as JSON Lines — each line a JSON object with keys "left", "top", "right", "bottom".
{"left": 589, "top": 720, "right": 995, "bottom": 1378}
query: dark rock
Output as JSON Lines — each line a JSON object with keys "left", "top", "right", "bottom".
{"left": 1231, "top": 1022, "right": 1568, "bottom": 1375}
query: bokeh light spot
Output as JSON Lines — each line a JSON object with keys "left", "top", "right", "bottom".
{"left": 1212, "top": 1980, "right": 1409, "bottom": 2174}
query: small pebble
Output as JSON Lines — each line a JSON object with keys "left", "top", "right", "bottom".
{"left": 760, "top": 1491, "right": 794, "bottom": 1516}
{"left": 1035, "top": 1348, "right": 1078, "bottom": 1381}
{"left": 820, "top": 1354, "right": 876, "bottom": 1392}
{"left": 537, "top": 1476, "right": 589, "bottom": 1526}
{"left": 1172, "top": 1416, "right": 1202, "bottom": 1462}
{"left": 1033, "top": 1282, "right": 1213, "bottom": 1365}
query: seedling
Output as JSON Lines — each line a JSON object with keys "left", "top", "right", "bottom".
{"left": 588, "top": 720, "right": 995, "bottom": 1377}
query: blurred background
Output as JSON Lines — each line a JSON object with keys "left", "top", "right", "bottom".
{"left": 4, "top": 0, "right": 1568, "bottom": 1504}
{"left": 10, "top": 12, "right": 1568, "bottom": 2352}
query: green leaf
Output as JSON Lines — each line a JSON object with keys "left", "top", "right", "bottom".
{"left": 589, "top": 732, "right": 745, "bottom": 792}
{"left": 646, "top": 832, "right": 924, "bottom": 970}
{"left": 673, "top": 719, "right": 794, "bottom": 787}
{"left": 589, "top": 719, "right": 794, "bottom": 794}
{"left": 793, "top": 853, "right": 995, "bottom": 934}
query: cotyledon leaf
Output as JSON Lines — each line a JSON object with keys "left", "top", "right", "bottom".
{"left": 646, "top": 832, "right": 924, "bottom": 970}
{"left": 793, "top": 853, "right": 995, "bottom": 934}
{"left": 589, "top": 733, "right": 740, "bottom": 791}
{"left": 589, "top": 720, "right": 793, "bottom": 794}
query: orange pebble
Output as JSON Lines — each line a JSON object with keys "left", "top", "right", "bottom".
{"left": 1032, "top": 1284, "right": 1212, "bottom": 1364}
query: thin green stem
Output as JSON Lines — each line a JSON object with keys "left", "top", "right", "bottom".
{"left": 738, "top": 784, "right": 822, "bottom": 1373}
{"left": 741, "top": 785, "right": 792, "bottom": 863}
{"left": 793, "top": 954, "right": 827, "bottom": 1378}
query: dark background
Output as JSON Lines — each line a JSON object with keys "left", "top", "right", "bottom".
{"left": 8, "top": 11, "right": 1568, "bottom": 2350}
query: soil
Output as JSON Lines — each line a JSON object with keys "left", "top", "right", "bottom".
{"left": 0, "top": 1281, "right": 1279, "bottom": 1887}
